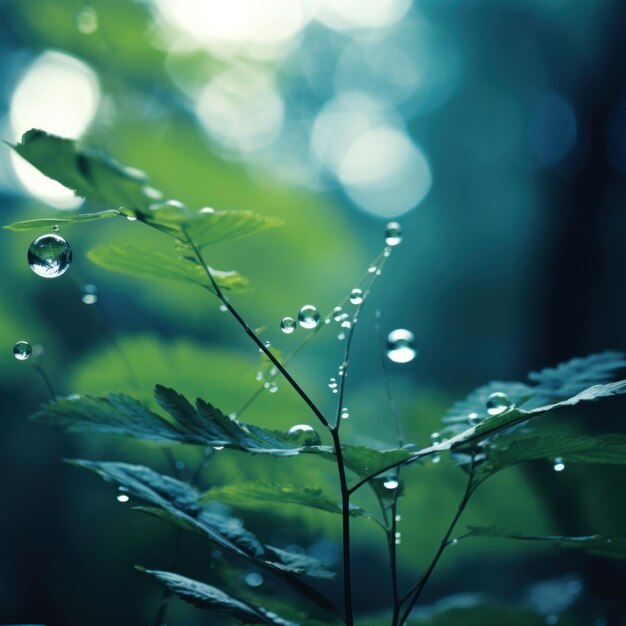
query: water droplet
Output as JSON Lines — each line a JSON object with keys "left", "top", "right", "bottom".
{"left": 219, "top": 304, "right": 228, "bottom": 312}
{"left": 126, "top": 215, "right": 137, "bottom": 222}
{"left": 341, "top": 320, "right": 352, "bottom": 329}
{"left": 468, "top": 412, "right": 480, "bottom": 425}
{"left": 328, "top": 378, "right": 337, "bottom": 390}
{"left": 395, "top": 515, "right": 401, "bottom": 522}
{"left": 340, "top": 407, "right": 349, "bottom": 420}
{"left": 244, "top": 572, "right": 264, "bottom": 587}
{"left": 117, "top": 487, "right": 130, "bottom": 503}
{"left": 383, "top": 247, "right": 391, "bottom": 257}
{"left": 213, "top": 445, "right": 225, "bottom": 451}
{"left": 81, "top": 283, "right": 98, "bottom": 305}
{"left": 338, "top": 332, "right": 346, "bottom": 341}
{"left": 432, "top": 453, "right": 441, "bottom": 464}
{"left": 286, "top": 424, "right": 321, "bottom": 447}
{"left": 268, "top": 381, "right": 279, "bottom": 394}
{"left": 486, "top": 392, "right": 513, "bottom": 416}
{"left": 553, "top": 457, "right": 565, "bottom": 472}
{"left": 350, "top": 288, "right": 363, "bottom": 305}
{"left": 298, "top": 305, "right": 320, "bottom": 329}
{"left": 324, "top": 317, "right": 331, "bottom": 324}
{"left": 450, "top": 538, "right": 459, "bottom": 546}
{"left": 383, "top": 478, "right": 399, "bottom": 490}
{"left": 76, "top": 7, "right": 98, "bottom": 33}
{"left": 368, "top": 264, "right": 377, "bottom": 273}
{"left": 280, "top": 317, "right": 296, "bottom": 334}
{"left": 431, "top": 432, "right": 440, "bottom": 444}
{"left": 385, "top": 222, "right": 402, "bottom": 246}
{"left": 264, "top": 340, "right": 271, "bottom": 348}
{"left": 28, "top": 234, "right": 72, "bottom": 278}
{"left": 13, "top": 340, "right": 32, "bottom": 361}
{"left": 52, "top": 224, "right": 60, "bottom": 232}
{"left": 386, "top": 329, "right": 416, "bottom": 364}
{"left": 255, "top": 371, "right": 264, "bottom": 382}
{"left": 175, "top": 460, "right": 185, "bottom": 471}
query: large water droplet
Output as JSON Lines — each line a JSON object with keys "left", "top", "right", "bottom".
{"left": 244, "top": 572, "right": 264, "bottom": 587}
{"left": 553, "top": 457, "right": 565, "bottom": 472}
{"left": 298, "top": 305, "right": 320, "bottom": 329}
{"left": 280, "top": 317, "right": 296, "bottom": 334}
{"left": 13, "top": 340, "right": 32, "bottom": 361}
{"left": 386, "top": 329, "right": 416, "bottom": 363}
{"left": 486, "top": 392, "right": 512, "bottom": 416}
{"left": 28, "top": 234, "right": 72, "bottom": 278}
{"left": 286, "top": 424, "right": 321, "bottom": 447}
{"left": 383, "top": 477, "right": 399, "bottom": 490}
{"left": 385, "top": 222, "right": 403, "bottom": 246}
{"left": 350, "top": 288, "right": 363, "bottom": 305}
{"left": 81, "top": 283, "right": 98, "bottom": 304}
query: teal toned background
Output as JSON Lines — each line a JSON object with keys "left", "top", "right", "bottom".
{"left": 1, "top": 0, "right": 625, "bottom": 624}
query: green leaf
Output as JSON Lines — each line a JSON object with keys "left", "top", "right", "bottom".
{"left": 138, "top": 568, "right": 297, "bottom": 626}
{"left": 88, "top": 243, "right": 249, "bottom": 291}
{"left": 4, "top": 209, "right": 122, "bottom": 232}
{"left": 467, "top": 526, "right": 626, "bottom": 560}
{"left": 70, "top": 460, "right": 339, "bottom": 616}
{"left": 329, "top": 445, "right": 413, "bottom": 481}
{"left": 154, "top": 385, "right": 323, "bottom": 455}
{"left": 201, "top": 482, "right": 366, "bottom": 518}
{"left": 9, "top": 129, "right": 155, "bottom": 211}
{"left": 474, "top": 433, "right": 626, "bottom": 482}
{"left": 33, "top": 393, "right": 186, "bottom": 444}
{"left": 443, "top": 352, "right": 626, "bottom": 433}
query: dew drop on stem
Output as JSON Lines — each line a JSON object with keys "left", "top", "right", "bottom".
{"left": 349, "top": 288, "right": 363, "bottom": 305}
{"left": 385, "top": 221, "right": 402, "bottom": 246}
{"left": 553, "top": 457, "right": 565, "bottom": 472}
{"left": 280, "top": 317, "right": 296, "bottom": 334}
{"left": 386, "top": 329, "right": 416, "bottom": 363}
{"left": 298, "top": 305, "right": 320, "bottom": 329}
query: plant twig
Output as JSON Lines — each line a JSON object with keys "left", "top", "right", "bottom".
{"left": 33, "top": 364, "right": 56, "bottom": 400}
{"left": 183, "top": 231, "right": 331, "bottom": 430}
{"left": 398, "top": 456, "right": 477, "bottom": 624}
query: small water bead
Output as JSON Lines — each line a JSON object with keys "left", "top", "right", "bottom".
{"left": 383, "top": 247, "right": 391, "bottom": 257}
{"left": 368, "top": 264, "right": 377, "bottom": 273}
{"left": 341, "top": 320, "right": 352, "bottom": 329}
{"left": 298, "top": 305, "right": 320, "bottom": 329}
{"left": 268, "top": 381, "right": 279, "bottom": 394}
{"left": 432, "top": 453, "right": 441, "bottom": 464}
{"left": 81, "top": 284, "right": 98, "bottom": 305}
{"left": 553, "top": 457, "right": 566, "bottom": 472}
{"left": 431, "top": 432, "right": 440, "bottom": 444}
{"left": 385, "top": 222, "right": 403, "bottom": 246}
{"left": 395, "top": 514, "right": 401, "bottom": 522}
{"left": 280, "top": 317, "right": 296, "bottom": 334}
{"left": 486, "top": 392, "right": 513, "bottom": 416}
{"left": 117, "top": 487, "right": 130, "bottom": 503}
{"left": 52, "top": 224, "right": 61, "bottom": 232}
{"left": 338, "top": 332, "right": 346, "bottom": 340}
{"left": 219, "top": 304, "right": 228, "bottom": 312}
{"left": 286, "top": 424, "right": 321, "bottom": 447}
{"left": 350, "top": 288, "right": 363, "bottom": 305}
{"left": 328, "top": 378, "right": 337, "bottom": 390}
{"left": 340, "top": 407, "right": 349, "bottom": 420}
{"left": 76, "top": 6, "right": 99, "bottom": 33}
{"left": 468, "top": 412, "right": 480, "bottom": 425}
{"left": 383, "top": 478, "right": 399, "bottom": 490}
{"left": 28, "top": 234, "right": 72, "bottom": 278}
{"left": 175, "top": 460, "right": 185, "bottom": 471}
{"left": 450, "top": 538, "right": 459, "bottom": 546}
{"left": 13, "top": 341, "right": 32, "bottom": 361}
{"left": 386, "top": 329, "right": 416, "bottom": 364}
{"left": 213, "top": 445, "right": 225, "bottom": 451}
{"left": 244, "top": 572, "right": 264, "bottom": 587}
{"left": 126, "top": 215, "right": 138, "bottom": 222}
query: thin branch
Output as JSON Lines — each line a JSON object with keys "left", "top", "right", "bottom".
{"left": 33, "top": 364, "right": 56, "bottom": 400}
{"left": 398, "top": 457, "right": 477, "bottom": 624}
{"left": 183, "top": 231, "right": 330, "bottom": 430}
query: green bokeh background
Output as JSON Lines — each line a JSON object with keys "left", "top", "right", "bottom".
{"left": 1, "top": 0, "right": 626, "bottom": 624}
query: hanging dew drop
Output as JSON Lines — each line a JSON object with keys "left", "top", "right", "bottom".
{"left": 268, "top": 381, "right": 279, "bottom": 394}
{"left": 117, "top": 487, "right": 130, "bottom": 503}
{"left": 350, "top": 288, "right": 363, "bottom": 305}
{"left": 28, "top": 234, "right": 72, "bottom": 278}
{"left": 386, "top": 329, "right": 416, "bottom": 364}
{"left": 286, "top": 424, "right": 321, "bottom": 447}
{"left": 432, "top": 453, "right": 441, "bottom": 464}
{"left": 213, "top": 446, "right": 225, "bottom": 451}
{"left": 368, "top": 265, "right": 377, "bottom": 273}
{"left": 340, "top": 407, "right": 349, "bottom": 420}
{"left": 385, "top": 222, "right": 402, "bottom": 246}
{"left": 553, "top": 457, "right": 565, "bottom": 472}
{"left": 280, "top": 317, "right": 296, "bottom": 334}
{"left": 81, "top": 283, "right": 98, "bottom": 304}
{"left": 383, "top": 478, "right": 399, "bottom": 490}
{"left": 298, "top": 305, "right": 320, "bottom": 329}
{"left": 13, "top": 340, "right": 32, "bottom": 361}
{"left": 486, "top": 392, "right": 513, "bottom": 416}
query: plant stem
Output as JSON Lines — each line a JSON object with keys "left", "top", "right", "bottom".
{"left": 376, "top": 310, "right": 403, "bottom": 626}
{"left": 398, "top": 458, "right": 477, "bottom": 624}
{"left": 33, "top": 364, "right": 56, "bottom": 399}
{"left": 331, "top": 427, "right": 354, "bottom": 626}
{"left": 184, "top": 232, "right": 330, "bottom": 430}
